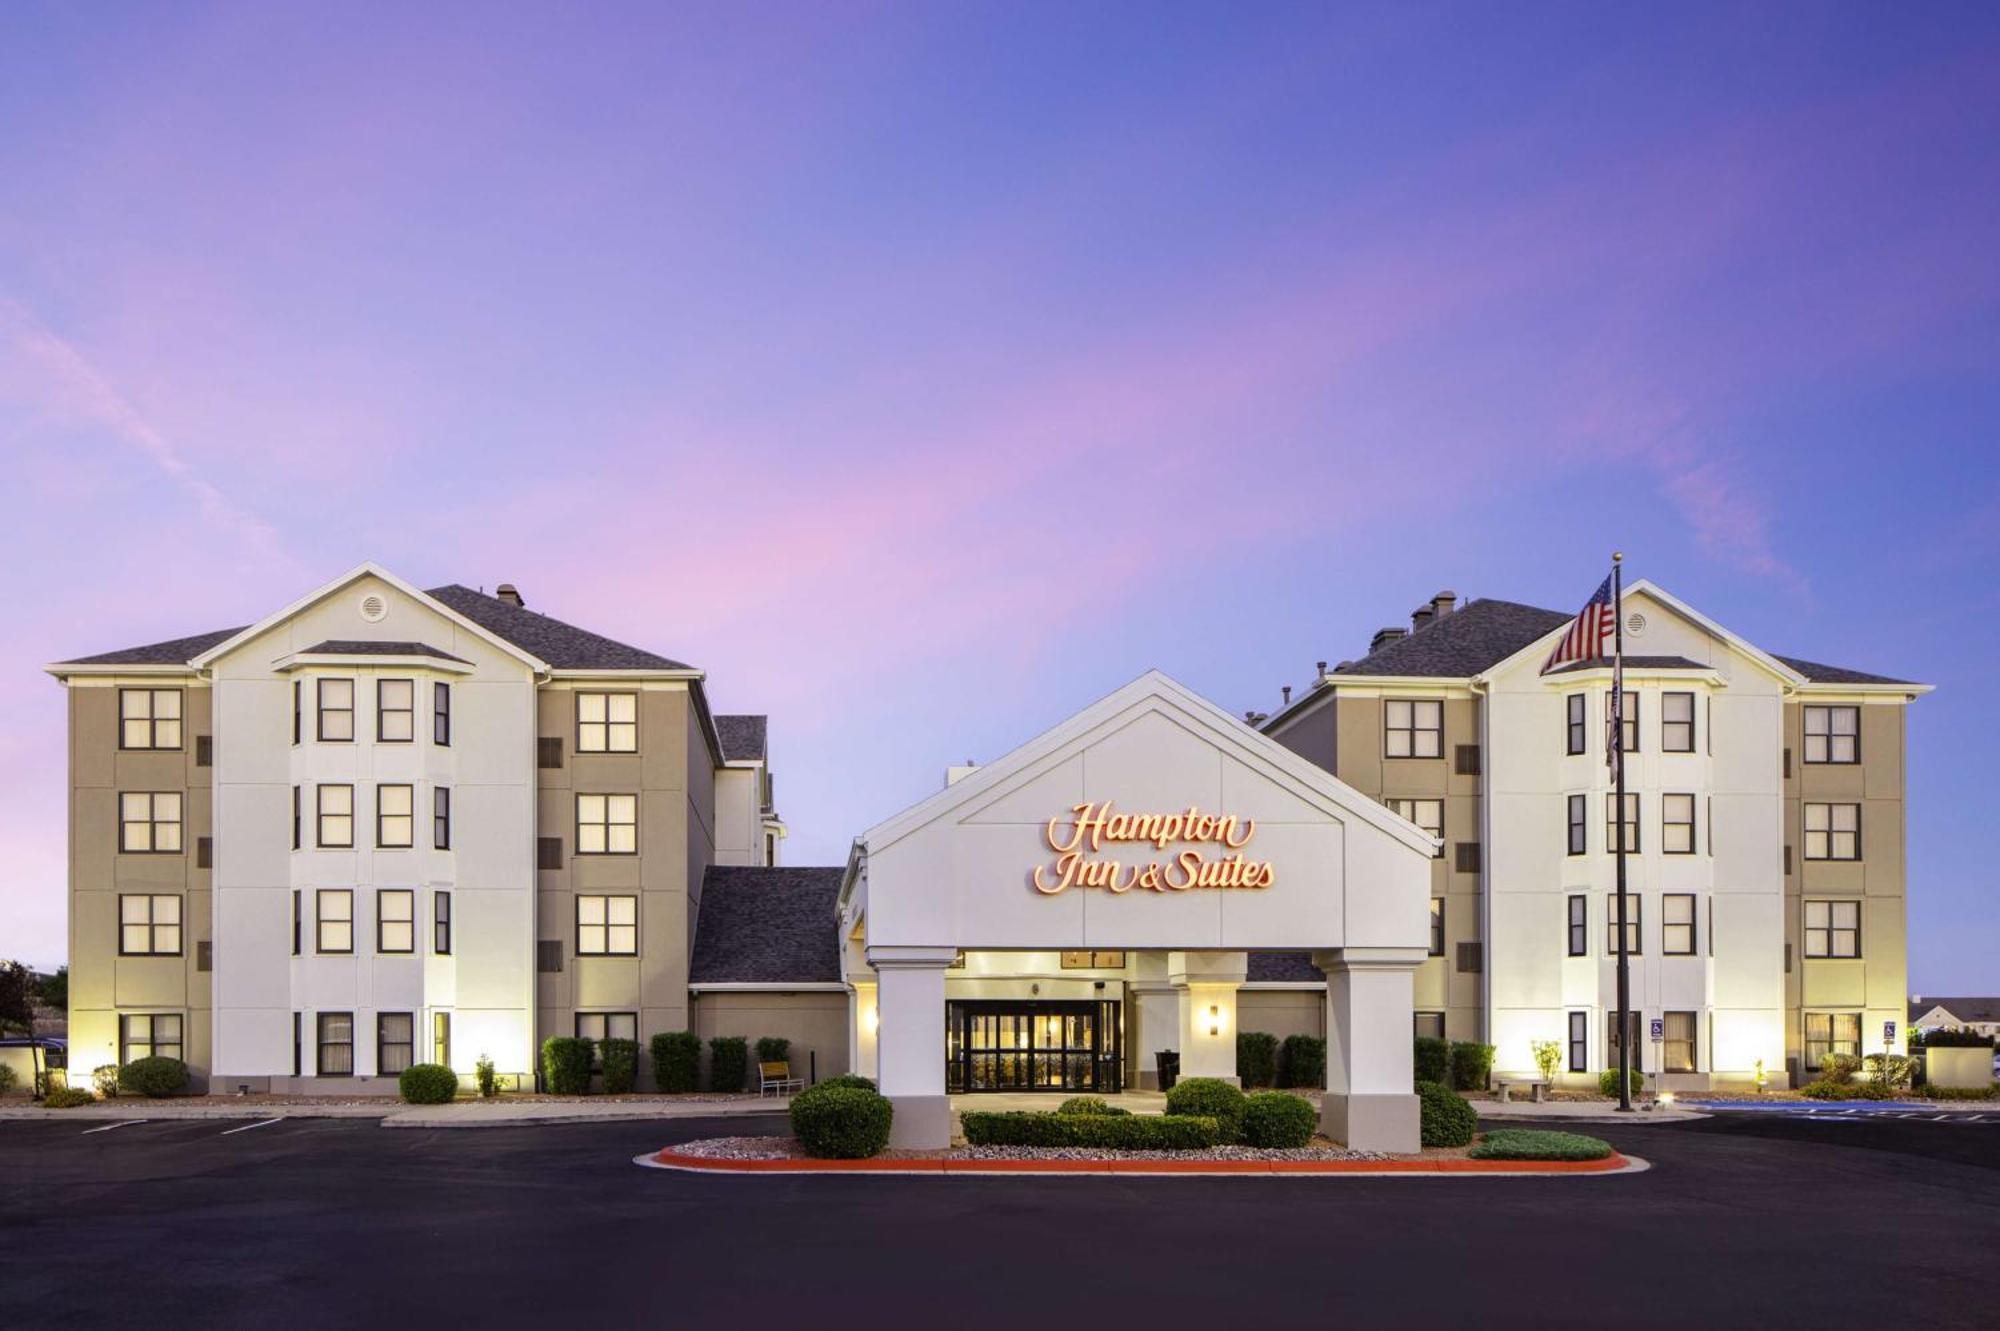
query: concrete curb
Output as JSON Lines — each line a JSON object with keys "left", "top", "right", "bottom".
{"left": 637, "top": 1148, "right": 1649, "bottom": 1179}
{"left": 0, "top": 1098, "right": 794, "bottom": 1129}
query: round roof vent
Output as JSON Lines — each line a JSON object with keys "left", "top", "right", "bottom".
{"left": 359, "top": 592, "right": 389, "bottom": 623}
{"left": 1625, "top": 611, "right": 1647, "bottom": 638}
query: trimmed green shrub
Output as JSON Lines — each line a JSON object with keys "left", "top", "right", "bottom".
{"left": 755, "top": 1036, "right": 790, "bottom": 1063}
{"left": 1057, "top": 1096, "right": 1129, "bottom": 1116}
{"left": 1448, "top": 1041, "right": 1496, "bottom": 1092}
{"left": 1417, "top": 1079, "right": 1477, "bottom": 1147}
{"left": 1241, "top": 1091, "right": 1317, "bottom": 1148}
{"left": 541, "top": 1036, "right": 594, "bottom": 1095}
{"left": 398, "top": 1063, "right": 459, "bottom": 1105}
{"left": 789, "top": 1083, "right": 893, "bottom": 1158}
{"left": 708, "top": 1036, "right": 749, "bottom": 1093}
{"left": 91, "top": 1065, "right": 119, "bottom": 1098}
{"left": 1236, "top": 1031, "right": 1279, "bottom": 1088}
{"left": 1280, "top": 1035, "right": 1327, "bottom": 1089}
{"left": 1470, "top": 1129, "right": 1613, "bottom": 1162}
{"left": 1165, "top": 1076, "right": 1248, "bottom": 1141}
{"left": 814, "top": 1074, "right": 877, "bottom": 1092}
{"left": 1818, "top": 1052, "right": 1862, "bottom": 1084}
{"left": 1919, "top": 1085, "right": 1998, "bottom": 1101}
{"left": 650, "top": 1031, "right": 700, "bottom": 1093}
{"left": 960, "top": 1111, "right": 1221, "bottom": 1150}
{"left": 475, "top": 1056, "right": 498, "bottom": 1098}
{"left": 1922, "top": 1028, "right": 1995, "bottom": 1048}
{"left": 1803, "top": 1077, "right": 1896, "bottom": 1101}
{"left": 117, "top": 1057, "right": 189, "bottom": 1098}
{"left": 1413, "top": 1036, "right": 1450, "bottom": 1086}
{"left": 42, "top": 1087, "right": 96, "bottom": 1108}
{"left": 1598, "top": 1067, "right": 1645, "bottom": 1099}
{"left": 600, "top": 1038, "right": 638, "bottom": 1095}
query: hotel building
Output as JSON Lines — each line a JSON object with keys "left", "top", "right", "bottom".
{"left": 49, "top": 565, "right": 1925, "bottom": 1150}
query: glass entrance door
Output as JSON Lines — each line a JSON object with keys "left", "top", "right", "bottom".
{"left": 946, "top": 1000, "right": 1123, "bottom": 1093}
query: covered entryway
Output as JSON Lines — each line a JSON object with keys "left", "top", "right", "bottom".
{"left": 837, "top": 671, "right": 1437, "bottom": 1152}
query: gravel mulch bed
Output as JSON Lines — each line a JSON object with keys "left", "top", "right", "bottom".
{"left": 667, "top": 1135, "right": 1402, "bottom": 1163}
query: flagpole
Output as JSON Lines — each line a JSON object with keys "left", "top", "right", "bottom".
{"left": 1612, "top": 551, "right": 1633, "bottom": 1112}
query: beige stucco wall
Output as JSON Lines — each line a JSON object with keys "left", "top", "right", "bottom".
{"left": 1237, "top": 989, "right": 1325, "bottom": 1045}
{"left": 692, "top": 990, "right": 849, "bottom": 1086}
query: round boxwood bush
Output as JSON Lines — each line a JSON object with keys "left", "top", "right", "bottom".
{"left": 789, "top": 1083, "right": 894, "bottom": 1159}
{"left": 1469, "top": 1129, "right": 1612, "bottom": 1162}
{"left": 1417, "top": 1079, "right": 1477, "bottom": 1147}
{"left": 1598, "top": 1067, "right": 1645, "bottom": 1099}
{"left": 397, "top": 1063, "right": 459, "bottom": 1104}
{"left": 1057, "top": 1096, "right": 1129, "bottom": 1117}
{"left": 813, "top": 1074, "right": 877, "bottom": 1092}
{"left": 42, "top": 1087, "right": 97, "bottom": 1108}
{"left": 1164, "top": 1076, "right": 1248, "bottom": 1142}
{"left": 1241, "top": 1091, "right": 1317, "bottom": 1148}
{"left": 117, "top": 1056, "right": 189, "bottom": 1098}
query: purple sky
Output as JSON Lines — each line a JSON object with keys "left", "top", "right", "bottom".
{"left": 3, "top": 4, "right": 1997, "bottom": 989}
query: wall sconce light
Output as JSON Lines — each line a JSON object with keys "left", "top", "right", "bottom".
{"left": 863, "top": 1005, "right": 880, "bottom": 1035}
{"left": 1208, "top": 1005, "right": 1221, "bottom": 1038}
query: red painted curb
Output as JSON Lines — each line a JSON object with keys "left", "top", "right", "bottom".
{"left": 647, "top": 1149, "right": 1633, "bottom": 1177}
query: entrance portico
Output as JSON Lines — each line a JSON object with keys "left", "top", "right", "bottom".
{"left": 837, "top": 671, "right": 1436, "bottom": 1152}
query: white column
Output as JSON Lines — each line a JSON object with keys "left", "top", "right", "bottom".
{"left": 1170, "top": 951, "right": 1246, "bottom": 1085}
{"left": 866, "top": 946, "right": 956, "bottom": 1149}
{"left": 847, "top": 980, "right": 878, "bottom": 1083}
{"left": 1315, "top": 947, "right": 1424, "bottom": 1153}
{"left": 1127, "top": 952, "right": 1177, "bottom": 1090}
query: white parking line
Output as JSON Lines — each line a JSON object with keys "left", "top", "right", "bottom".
{"left": 80, "top": 1120, "right": 147, "bottom": 1135}
{"left": 219, "top": 1118, "right": 283, "bottom": 1136}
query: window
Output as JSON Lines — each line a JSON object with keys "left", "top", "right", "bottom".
{"left": 433, "top": 1012, "right": 452, "bottom": 1067}
{"left": 317, "top": 678, "right": 355, "bottom": 741}
{"left": 378, "top": 1013, "right": 414, "bottom": 1075}
{"left": 119, "top": 894, "right": 182, "bottom": 955}
{"left": 433, "top": 891, "right": 452, "bottom": 955}
{"left": 1663, "top": 894, "right": 1696, "bottom": 956}
{"left": 577, "top": 692, "right": 637, "bottom": 753}
{"left": 317, "top": 784, "right": 354, "bottom": 847}
{"left": 1615, "top": 690, "right": 1639, "bottom": 753}
{"left": 1566, "top": 894, "right": 1587, "bottom": 956}
{"left": 1566, "top": 794, "right": 1587, "bottom": 855}
{"left": 1567, "top": 1011, "right": 1588, "bottom": 1072}
{"left": 119, "top": 792, "right": 183, "bottom": 853}
{"left": 576, "top": 794, "right": 637, "bottom": 854}
{"left": 1607, "top": 892, "right": 1641, "bottom": 955}
{"left": 291, "top": 889, "right": 301, "bottom": 956}
{"left": 1803, "top": 705, "right": 1859, "bottom": 764}
{"left": 119, "top": 688, "right": 183, "bottom": 749}
{"left": 318, "top": 1012, "right": 354, "bottom": 1076}
{"left": 375, "top": 679, "right": 414, "bottom": 742}
{"left": 1059, "top": 951, "right": 1127, "bottom": 969}
{"left": 1428, "top": 898, "right": 1445, "bottom": 957}
{"left": 292, "top": 785, "right": 301, "bottom": 850}
{"left": 377, "top": 889, "right": 415, "bottom": 953}
{"left": 1663, "top": 1011, "right": 1697, "bottom": 1073}
{"left": 120, "top": 1013, "right": 183, "bottom": 1063}
{"left": 575, "top": 1011, "right": 638, "bottom": 1045}
{"left": 1662, "top": 794, "right": 1696, "bottom": 854}
{"left": 292, "top": 679, "right": 302, "bottom": 745}
{"left": 433, "top": 681, "right": 451, "bottom": 746}
{"left": 1413, "top": 1012, "right": 1446, "bottom": 1041}
{"left": 293, "top": 1011, "right": 302, "bottom": 1077}
{"left": 1662, "top": 692, "right": 1695, "bottom": 752}
{"left": 1804, "top": 1011, "right": 1861, "bottom": 1071}
{"left": 374, "top": 784, "right": 414, "bottom": 848}
{"left": 576, "top": 894, "right": 638, "bottom": 956}
{"left": 1384, "top": 798, "right": 1443, "bottom": 857}
{"left": 432, "top": 787, "right": 451, "bottom": 850}
{"left": 1565, "top": 693, "right": 1587, "bottom": 755}
{"left": 316, "top": 889, "right": 354, "bottom": 954}
{"left": 1604, "top": 793, "right": 1639, "bottom": 853}
{"left": 1384, "top": 699, "right": 1443, "bottom": 758}
{"left": 1804, "top": 803, "right": 1860, "bottom": 861}
{"left": 1804, "top": 899, "right": 1861, "bottom": 959}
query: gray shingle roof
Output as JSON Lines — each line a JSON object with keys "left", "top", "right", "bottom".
{"left": 1247, "top": 951, "right": 1324, "bottom": 983}
{"left": 1776, "top": 655, "right": 1916, "bottom": 687}
{"left": 1332, "top": 599, "right": 1572, "bottom": 678}
{"left": 57, "top": 626, "right": 247, "bottom": 667}
{"left": 690, "top": 866, "right": 844, "bottom": 984}
{"left": 300, "top": 640, "right": 470, "bottom": 663}
{"left": 424, "top": 585, "right": 692, "bottom": 671}
{"left": 1909, "top": 997, "right": 2000, "bottom": 1024}
{"left": 1545, "top": 655, "right": 1706, "bottom": 674}
{"left": 715, "top": 715, "right": 768, "bottom": 762}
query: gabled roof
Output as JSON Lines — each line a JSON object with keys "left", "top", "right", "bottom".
{"left": 1777, "top": 656, "right": 1916, "bottom": 687}
{"left": 690, "top": 866, "right": 844, "bottom": 984}
{"left": 56, "top": 625, "right": 246, "bottom": 667}
{"left": 425, "top": 585, "right": 692, "bottom": 672}
{"left": 1909, "top": 997, "right": 2000, "bottom": 1024}
{"left": 299, "top": 640, "right": 470, "bottom": 663}
{"left": 1331, "top": 599, "right": 1573, "bottom": 679}
{"left": 715, "top": 714, "right": 768, "bottom": 762}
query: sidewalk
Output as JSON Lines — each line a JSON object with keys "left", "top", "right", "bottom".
{"left": 1473, "top": 1098, "right": 1708, "bottom": 1124}
{"left": 0, "top": 1094, "right": 797, "bottom": 1129}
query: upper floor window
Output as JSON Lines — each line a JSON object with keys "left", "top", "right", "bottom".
{"left": 1384, "top": 699, "right": 1442, "bottom": 759}
{"left": 119, "top": 894, "right": 182, "bottom": 955}
{"left": 119, "top": 792, "right": 183, "bottom": 854}
{"left": 1804, "top": 803, "right": 1861, "bottom": 861}
{"left": 1609, "top": 690, "right": 1638, "bottom": 754}
{"left": 1384, "top": 798, "right": 1443, "bottom": 858}
{"left": 376, "top": 784, "right": 414, "bottom": 848}
{"left": 433, "top": 682, "right": 451, "bottom": 746}
{"left": 576, "top": 794, "right": 638, "bottom": 855}
{"left": 1663, "top": 894, "right": 1696, "bottom": 955}
{"left": 1662, "top": 692, "right": 1695, "bottom": 752}
{"left": 576, "top": 894, "right": 638, "bottom": 955}
{"left": 316, "top": 889, "right": 354, "bottom": 954}
{"left": 317, "top": 784, "right": 354, "bottom": 848}
{"left": 433, "top": 787, "right": 451, "bottom": 850}
{"left": 120, "top": 688, "right": 183, "bottom": 750}
{"left": 1428, "top": 898, "right": 1445, "bottom": 957}
{"left": 1607, "top": 892, "right": 1641, "bottom": 954}
{"left": 1804, "top": 900, "right": 1861, "bottom": 958}
{"left": 1565, "top": 693, "right": 1587, "bottom": 755}
{"left": 377, "top": 679, "right": 415, "bottom": 742}
{"left": 1803, "top": 705, "right": 1859, "bottom": 764}
{"left": 1566, "top": 894, "right": 1587, "bottom": 956}
{"left": 377, "top": 889, "right": 416, "bottom": 953}
{"left": 577, "top": 692, "right": 637, "bottom": 753}
{"left": 433, "top": 891, "right": 452, "bottom": 955}
{"left": 292, "top": 680, "right": 302, "bottom": 745}
{"left": 1604, "top": 792, "right": 1639, "bottom": 853}
{"left": 1662, "top": 794, "right": 1696, "bottom": 854}
{"left": 318, "top": 679, "right": 355, "bottom": 742}
{"left": 1566, "top": 794, "right": 1587, "bottom": 856}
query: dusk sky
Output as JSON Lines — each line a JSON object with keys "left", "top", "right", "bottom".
{"left": 3, "top": 4, "right": 1997, "bottom": 989}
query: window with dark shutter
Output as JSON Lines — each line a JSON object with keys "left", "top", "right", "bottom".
{"left": 196, "top": 837, "right": 213, "bottom": 869}
{"left": 538, "top": 836, "right": 563, "bottom": 870}
{"left": 537, "top": 940, "right": 564, "bottom": 973}
{"left": 1455, "top": 941, "right": 1482, "bottom": 973}
{"left": 1453, "top": 842, "right": 1481, "bottom": 874}
{"left": 538, "top": 737, "right": 564, "bottom": 769}
{"left": 196, "top": 940, "right": 213, "bottom": 972}
{"left": 1784, "top": 942, "right": 1793, "bottom": 973}
{"left": 1453, "top": 744, "right": 1481, "bottom": 776}
{"left": 1784, "top": 845, "right": 1793, "bottom": 875}
{"left": 195, "top": 735, "right": 213, "bottom": 766}
{"left": 1783, "top": 747, "right": 1792, "bottom": 779}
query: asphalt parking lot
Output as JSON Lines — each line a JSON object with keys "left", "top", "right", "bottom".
{"left": 3, "top": 1110, "right": 1998, "bottom": 1328}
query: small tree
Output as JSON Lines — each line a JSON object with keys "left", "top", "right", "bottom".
{"left": 36, "top": 967, "right": 67, "bottom": 1012}
{"left": 1530, "top": 1039, "right": 1562, "bottom": 1085}
{"left": 0, "top": 961, "right": 33, "bottom": 1037}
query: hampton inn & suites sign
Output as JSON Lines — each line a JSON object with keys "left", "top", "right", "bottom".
{"left": 1032, "top": 801, "right": 1275, "bottom": 895}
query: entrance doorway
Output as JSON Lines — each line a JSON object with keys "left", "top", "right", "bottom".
{"left": 945, "top": 1000, "right": 1123, "bottom": 1093}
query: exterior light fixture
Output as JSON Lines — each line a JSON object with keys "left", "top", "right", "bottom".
{"left": 863, "top": 1004, "right": 880, "bottom": 1035}
{"left": 1208, "top": 1005, "right": 1220, "bottom": 1038}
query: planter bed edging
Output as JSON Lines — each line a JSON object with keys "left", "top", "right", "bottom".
{"left": 639, "top": 1148, "right": 1644, "bottom": 1178}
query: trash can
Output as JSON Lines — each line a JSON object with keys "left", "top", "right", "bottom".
{"left": 1154, "top": 1050, "right": 1180, "bottom": 1093}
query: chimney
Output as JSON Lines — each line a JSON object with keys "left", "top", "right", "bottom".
{"left": 1369, "top": 626, "right": 1408, "bottom": 654}
{"left": 1411, "top": 605, "right": 1434, "bottom": 633}
{"left": 495, "top": 583, "right": 525, "bottom": 608}
{"left": 1281, "top": 686, "right": 1292, "bottom": 705}
{"left": 1432, "top": 589, "right": 1458, "bottom": 619}
{"left": 1314, "top": 661, "right": 1330, "bottom": 687}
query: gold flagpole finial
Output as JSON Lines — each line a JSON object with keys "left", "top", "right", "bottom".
{"left": 1613, "top": 551, "right": 1624, "bottom": 563}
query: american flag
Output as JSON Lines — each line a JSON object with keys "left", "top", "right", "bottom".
{"left": 1540, "top": 573, "right": 1617, "bottom": 675}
